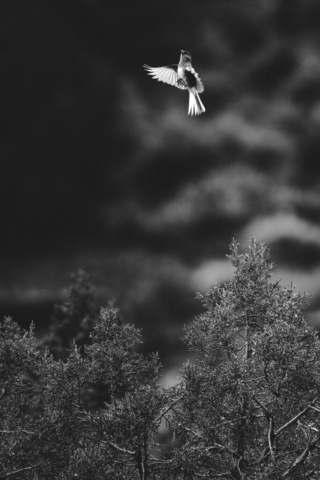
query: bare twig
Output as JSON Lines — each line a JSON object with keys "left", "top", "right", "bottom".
{"left": 252, "top": 395, "right": 269, "bottom": 415}
{"left": 155, "top": 396, "right": 184, "bottom": 424}
{"left": 276, "top": 396, "right": 318, "bottom": 437}
{"left": 0, "top": 462, "right": 42, "bottom": 479}
{"left": 282, "top": 434, "right": 320, "bottom": 478}
{"left": 310, "top": 405, "right": 320, "bottom": 414}
{"left": 267, "top": 416, "right": 275, "bottom": 462}
{"left": 253, "top": 396, "right": 275, "bottom": 461}
{"left": 108, "top": 442, "right": 135, "bottom": 456}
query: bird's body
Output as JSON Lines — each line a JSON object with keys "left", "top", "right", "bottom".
{"left": 143, "top": 50, "right": 205, "bottom": 116}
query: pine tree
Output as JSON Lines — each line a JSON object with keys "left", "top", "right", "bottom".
{"left": 41, "top": 269, "right": 99, "bottom": 360}
{"left": 1, "top": 238, "right": 320, "bottom": 479}
{"left": 167, "top": 238, "right": 320, "bottom": 479}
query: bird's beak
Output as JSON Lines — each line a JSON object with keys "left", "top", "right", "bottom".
{"left": 180, "top": 49, "right": 184, "bottom": 53}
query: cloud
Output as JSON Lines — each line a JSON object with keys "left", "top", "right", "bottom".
{"left": 121, "top": 72, "right": 296, "bottom": 156}
{"left": 241, "top": 212, "right": 320, "bottom": 247}
{"left": 133, "top": 165, "right": 274, "bottom": 231}
{"left": 190, "top": 259, "right": 234, "bottom": 293}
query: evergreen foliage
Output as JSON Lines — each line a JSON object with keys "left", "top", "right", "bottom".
{"left": 1, "top": 238, "right": 320, "bottom": 479}
{"left": 168, "top": 239, "right": 320, "bottom": 478}
{"left": 41, "top": 269, "right": 99, "bottom": 360}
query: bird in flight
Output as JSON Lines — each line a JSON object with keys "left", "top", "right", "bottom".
{"left": 143, "top": 50, "right": 205, "bottom": 116}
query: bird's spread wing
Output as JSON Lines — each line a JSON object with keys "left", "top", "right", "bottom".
{"left": 143, "top": 64, "right": 186, "bottom": 90}
{"left": 185, "top": 66, "right": 204, "bottom": 93}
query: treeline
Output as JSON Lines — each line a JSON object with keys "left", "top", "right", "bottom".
{"left": 1, "top": 238, "right": 320, "bottom": 479}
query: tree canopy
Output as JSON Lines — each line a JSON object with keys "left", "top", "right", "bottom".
{"left": 1, "top": 238, "right": 320, "bottom": 479}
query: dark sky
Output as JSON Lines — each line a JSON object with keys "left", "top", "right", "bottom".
{"left": 1, "top": 0, "right": 320, "bottom": 378}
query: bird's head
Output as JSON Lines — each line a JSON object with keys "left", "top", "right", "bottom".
{"left": 181, "top": 50, "right": 192, "bottom": 62}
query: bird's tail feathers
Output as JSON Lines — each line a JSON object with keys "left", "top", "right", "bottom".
{"left": 188, "top": 88, "right": 205, "bottom": 116}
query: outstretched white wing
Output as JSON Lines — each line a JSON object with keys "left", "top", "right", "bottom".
{"left": 143, "top": 64, "right": 186, "bottom": 90}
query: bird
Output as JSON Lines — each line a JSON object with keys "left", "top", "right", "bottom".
{"left": 143, "top": 50, "right": 205, "bottom": 116}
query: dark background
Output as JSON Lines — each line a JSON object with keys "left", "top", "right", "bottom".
{"left": 1, "top": 0, "right": 320, "bottom": 384}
